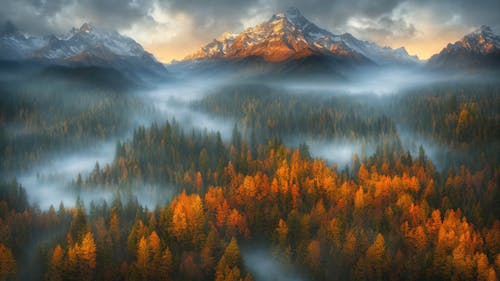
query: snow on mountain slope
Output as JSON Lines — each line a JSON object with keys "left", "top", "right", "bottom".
{"left": 447, "top": 25, "right": 499, "bottom": 54}
{"left": 34, "top": 23, "right": 147, "bottom": 59}
{"left": 428, "top": 25, "right": 500, "bottom": 69}
{"left": 185, "top": 7, "right": 418, "bottom": 66}
{"left": 0, "top": 22, "right": 166, "bottom": 76}
{"left": 0, "top": 21, "right": 48, "bottom": 60}
{"left": 340, "top": 33, "right": 419, "bottom": 65}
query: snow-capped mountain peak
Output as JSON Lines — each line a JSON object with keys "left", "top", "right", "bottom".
{"left": 442, "top": 25, "right": 499, "bottom": 55}
{"left": 79, "top": 23, "right": 95, "bottom": 33}
{"left": 186, "top": 8, "right": 354, "bottom": 62}
{"left": 0, "top": 21, "right": 49, "bottom": 59}
{"left": 33, "top": 22, "right": 150, "bottom": 60}
{"left": 184, "top": 7, "right": 419, "bottom": 66}
{"left": 0, "top": 21, "right": 166, "bottom": 76}
{"left": 270, "top": 7, "right": 310, "bottom": 28}
{"left": 427, "top": 25, "right": 500, "bottom": 69}
{"left": 472, "top": 25, "right": 494, "bottom": 37}
{"left": 464, "top": 25, "right": 500, "bottom": 51}
{"left": 283, "top": 7, "right": 302, "bottom": 18}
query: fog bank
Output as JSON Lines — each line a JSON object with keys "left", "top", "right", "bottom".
{"left": 242, "top": 248, "right": 306, "bottom": 281}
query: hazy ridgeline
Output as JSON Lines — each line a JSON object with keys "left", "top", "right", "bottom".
{"left": 0, "top": 65, "right": 499, "bottom": 281}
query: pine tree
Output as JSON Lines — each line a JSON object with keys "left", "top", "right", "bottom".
{"left": 47, "top": 244, "right": 64, "bottom": 281}
{"left": 223, "top": 237, "right": 241, "bottom": 268}
{"left": 148, "top": 231, "right": 162, "bottom": 280}
{"left": 365, "top": 233, "right": 386, "bottom": 281}
{"left": 79, "top": 232, "right": 97, "bottom": 280}
{"left": 215, "top": 237, "right": 244, "bottom": 281}
{"left": 136, "top": 236, "right": 148, "bottom": 280}
{"left": 159, "top": 247, "right": 173, "bottom": 281}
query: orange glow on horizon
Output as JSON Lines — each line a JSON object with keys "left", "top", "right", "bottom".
{"left": 144, "top": 44, "right": 200, "bottom": 63}
{"left": 379, "top": 32, "right": 465, "bottom": 60}
{"left": 144, "top": 33, "right": 465, "bottom": 63}
{"left": 382, "top": 40, "right": 456, "bottom": 60}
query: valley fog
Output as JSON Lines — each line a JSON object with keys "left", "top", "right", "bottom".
{"left": 285, "top": 138, "right": 374, "bottom": 168}
{"left": 11, "top": 78, "right": 235, "bottom": 210}
{"left": 1, "top": 4, "right": 499, "bottom": 281}
{"left": 140, "top": 80, "right": 235, "bottom": 139}
{"left": 1, "top": 66, "right": 498, "bottom": 281}
{"left": 17, "top": 141, "right": 116, "bottom": 210}
{"left": 242, "top": 248, "right": 306, "bottom": 281}
{"left": 12, "top": 70, "right": 472, "bottom": 209}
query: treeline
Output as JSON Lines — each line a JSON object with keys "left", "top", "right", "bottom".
{"left": 194, "top": 84, "right": 396, "bottom": 143}
{"left": 393, "top": 83, "right": 500, "bottom": 145}
{"left": 84, "top": 120, "right": 229, "bottom": 189}
{"left": 392, "top": 83, "right": 500, "bottom": 170}
{"left": 0, "top": 72, "right": 145, "bottom": 172}
{"left": 0, "top": 79, "right": 499, "bottom": 280}
{"left": 86, "top": 118, "right": 500, "bottom": 228}
{"left": 196, "top": 82, "right": 500, "bottom": 172}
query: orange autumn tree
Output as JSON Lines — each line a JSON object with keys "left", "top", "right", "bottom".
{"left": 47, "top": 244, "right": 64, "bottom": 281}
{"left": 365, "top": 234, "right": 387, "bottom": 281}
{"left": 0, "top": 243, "right": 16, "bottom": 281}
{"left": 215, "top": 237, "right": 253, "bottom": 281}
{"left": 45, "top": 232, "right": 96, "bottom": 281}
{"left": 169, "top": 192, "right": 205, "bottom": 247}
{"left": 79, "top": 232, "right": 97, "bottom": 280}
{"left": 135, "top": 236, "right": 149, "bottom": 280}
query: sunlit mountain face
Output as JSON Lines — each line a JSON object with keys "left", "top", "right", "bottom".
{"left": 170, "top": 8, "right": 426, "bottom": 79}
{"left": 428, "top": 25, "right": 500, "bottom": 69}
{"left": 185, "top": 8, "right": 419, "bottom": 66}
{"left": 1, "top": 4, "right": 500, "bottom": 281}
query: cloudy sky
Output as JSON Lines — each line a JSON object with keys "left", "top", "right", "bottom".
{"left": 1, "top": 0, "right": 499, "bottom": 62}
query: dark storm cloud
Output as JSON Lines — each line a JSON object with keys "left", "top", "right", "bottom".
{"left": 417, "top": 0, "right": 500, "bottom": 27}
{"left": 1, "top": 0, "right": 499, "bottom": 34}
{"left": 0, "top": 0, "right": 155, "bottom": 34}
{"left": 76, "top": 0, "right": 155, "bottom": 29}
{"left": 0, "top": 0, "right": 71, "bottom": 33}
{"left": 158, "top": 0, "right": 261, "bottom": 37}
{"left": 269, "top": 0, "right": 499, "bottom": 42}
{"left": 271, "top": 0, "right": 402, "bottom": 27}
{"left": 345, "top": 15, "right": 417, "bottom": 42}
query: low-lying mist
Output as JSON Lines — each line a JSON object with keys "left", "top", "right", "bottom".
{"left": 242, "top": 248, "right": 306, "bottom": 281}
{"left": 15, "top": 139, "right": 174, "bottom": 210}
{"left": 7, "top": 65, "right": 494, "bottom": 210}
{"left": 285, "top": 137, "right": 375, "bottom": 168}
{"left": 136, "top": 80, "right": 236, "bottom": 140}
{"left": 11, "top": 78, "right": 238, "bottom": 210}
{"left": 397, "top": 127, "right": 449, "bottom": 171}
{"left": 275, "top": 67, "right": 476, "bottom": 96}
{"left": 16, "top": 141, "right": 116, "bottom": 209}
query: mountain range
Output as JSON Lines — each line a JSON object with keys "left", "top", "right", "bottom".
{"left": 1, "top": 8, "right": 499, "bottom": 80}
{"left": 428, "top": 25, "right": 500, "bottom": 70}
{"left": 184, "top": 8, "right": 419, "bottom": 67}
{"left": 0, "top": 22, "right": 166, "bottom": 78}
{"left": 175, "top": 8, "right": 423, "bottom": 77}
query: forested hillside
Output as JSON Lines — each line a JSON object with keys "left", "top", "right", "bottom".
{"left": 1, "top": 82, "right": 499, "bottom": 280}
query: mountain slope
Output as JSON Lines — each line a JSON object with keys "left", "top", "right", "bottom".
{"left": 340, "top": 33, "right": 419, "bottom": 65}
{"left": 428, "top": 25, "right": 500, "bottom": 69}
{"left": 0, "top": 21, "right": 48, "bottom": 60}
{"left": 0, "top": 22, "right": 166, "bottom": 78}
{"left": 183, "top": 8, "right": 418, "bottom": 68}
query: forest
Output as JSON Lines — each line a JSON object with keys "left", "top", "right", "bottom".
{"left": 0, "top": 61, "right": 499, "bottom": 281}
